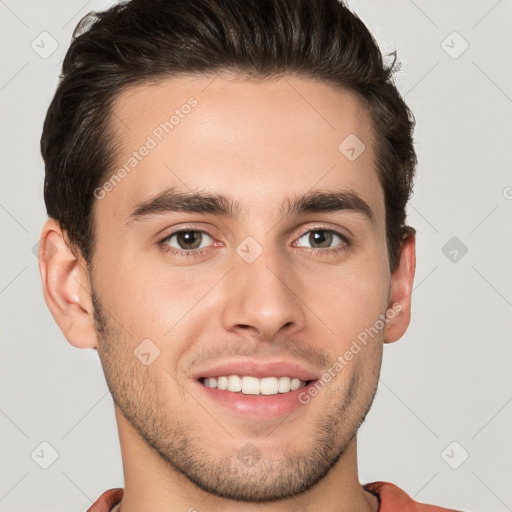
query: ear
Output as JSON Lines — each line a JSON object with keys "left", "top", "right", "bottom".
{"left": 383, "top": 227, "right": 416, "bottom": 344}
{"left": 37, "top": 218, "right": 98, "bottom": 349}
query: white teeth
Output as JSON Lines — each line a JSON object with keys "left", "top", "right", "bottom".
{"left": 201, "top": 375, "right": 310, "bottom": 395}
{"left": 218, "top": 376, "right": 228, "bottom": 390}
{"left": 290, "top": 378, "right": 301, "bottom": 391}
{"left": 241, "top": 376, "right": 260, "bottom": 395}
{"left": 227, "top": 375, "right": 242, "bottom": 392}
{"left": 260, "top": 377, "right": 279, "bottom": 395}
{"left": 278, "top": 376, "right": 291, "bottom": 393}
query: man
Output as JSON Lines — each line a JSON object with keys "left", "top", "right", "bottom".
{"left": 37, "top": 0, "right": 464, "bottom": 510}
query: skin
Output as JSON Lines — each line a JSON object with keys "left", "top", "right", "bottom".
{"left": 39, "top": 73, "right": 415, "bottom": 512}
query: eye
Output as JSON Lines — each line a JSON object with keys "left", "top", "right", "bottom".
{"left": 159, "top": 229, "right": 214, "bottom": 256}
{"left": 294, "top": 228, "right": 349, "bottom": 254}
{"left": 157, "top": 226, "right": 350, "bottom": 259}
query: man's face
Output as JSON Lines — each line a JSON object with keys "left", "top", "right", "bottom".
{"left": 91, "top": 74, "right": 391, "bottom": 501}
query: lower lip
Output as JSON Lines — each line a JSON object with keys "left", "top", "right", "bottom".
{"left": 193, "top": 380, "right": 318, "bottom": 419}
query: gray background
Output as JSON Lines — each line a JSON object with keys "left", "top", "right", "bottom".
{"left": 1, "top": 1, "right": 511, "bottom": 511}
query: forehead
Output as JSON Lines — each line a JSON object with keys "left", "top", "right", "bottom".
{"left": 99, "top": 73, "right": 383, "bottom": 227}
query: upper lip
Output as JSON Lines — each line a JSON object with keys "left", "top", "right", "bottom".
{"left": 191, "top": 359, "right": 320, "bottom": 382}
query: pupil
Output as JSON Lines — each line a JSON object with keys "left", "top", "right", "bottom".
{"left": 312, "top": 230, "right": 331, "bottom": 248}
{"left": 180, "top": 231, "right": 200, "bottom": 249}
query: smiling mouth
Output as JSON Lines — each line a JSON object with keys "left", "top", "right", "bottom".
{"left": 198, "top": 375, "right": 315, "bottom": 395}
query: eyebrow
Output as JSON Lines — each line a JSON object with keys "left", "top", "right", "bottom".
{"left": 124, "top": 186, "right": 375, "bottom": 228}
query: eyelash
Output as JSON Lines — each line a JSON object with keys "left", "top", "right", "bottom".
{"left": 157, "top": 226, "right": 350, "bottom": 259}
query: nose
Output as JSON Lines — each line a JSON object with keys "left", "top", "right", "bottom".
{"left": 221, "top": 243, "right": 307, "bottom": 340}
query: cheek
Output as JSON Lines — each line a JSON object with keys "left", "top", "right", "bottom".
{"left": 302, "top": 260, "right": 389, "bottom": 344}
{"left": 99, "top": 262, "right": 218, "bottom": 361}
{"left": 92, "top": 218, "right": 182, "bottom": 332}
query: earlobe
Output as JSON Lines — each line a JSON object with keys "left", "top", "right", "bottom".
{"left": 383, "top": 227, "right": 416, "bottom": 344}
{"left": 38, "top": 219, "right": 98, "bottom": 349}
